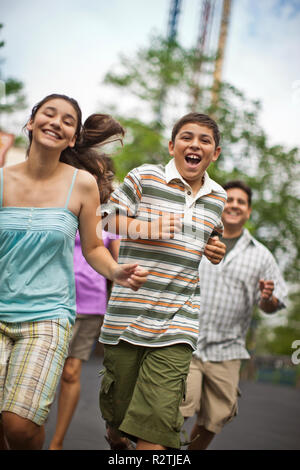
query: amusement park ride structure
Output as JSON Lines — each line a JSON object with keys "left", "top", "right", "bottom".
{"left": 167, "top": 0, "right": 232, "bottom": 107}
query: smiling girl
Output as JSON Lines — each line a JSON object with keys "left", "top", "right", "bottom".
{"left": 0, "top": 94, "right": 148, "bottom": 450}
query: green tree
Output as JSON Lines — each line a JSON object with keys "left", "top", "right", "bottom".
{"left": 105, "top": 35, "right": 214, "bottom": 127}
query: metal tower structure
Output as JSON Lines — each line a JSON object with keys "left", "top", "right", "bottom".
{"left": 211, "top": 0, "right": 232, "bottom": 105}
{"left": 164, "top": 0, "right": 232, "bottom": 111}
{"left": 156, "top": 0, "right": 183, "bottom": 123}
{"left": 191, "top": 0, "right": 217, "bottom": 110}
{"left": 167, "top": 0, "right": 183, "bottom": 41}
{"left": 192, "top": 0, "right": 232, "bottom": 107}
{"left": 157, "top": 0, "right": 231, "bottom": 121}
{"left": 196, "top": 0, "right": 215, "bottom": 57}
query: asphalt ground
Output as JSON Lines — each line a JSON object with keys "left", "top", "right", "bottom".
{"left": 43, "top": 352, "right": 300, "bottom": 451}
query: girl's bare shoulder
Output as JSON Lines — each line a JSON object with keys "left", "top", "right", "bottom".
{"left": 76, "top": 168, "right": 98, "bottom": 191}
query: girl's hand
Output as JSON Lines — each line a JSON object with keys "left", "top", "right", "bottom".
{"left": 112, "top": 264, "right": 149, "bottom": 291}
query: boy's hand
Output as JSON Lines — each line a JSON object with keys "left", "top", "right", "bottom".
{"left": 112, "top": 264, "right": 149, "bottom": 291}
{"left": 204, "top": 236, "right": 226, "bottom": 264}
{"left": 141, "top": 213, "right": 182, "bottom": 239}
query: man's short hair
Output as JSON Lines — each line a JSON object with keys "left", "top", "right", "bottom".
{"left": 223, "top": 180, "right": 252, "bottom": 206}
{"left": 171, "top": 112, "right": 220, "bottom": 148}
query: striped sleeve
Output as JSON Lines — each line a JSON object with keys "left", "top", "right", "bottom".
{"left": 213, "top": 219, "right": 224, "bottom": 237}
{"left": 102, "top": 167, "right": 143, "bottom": 218}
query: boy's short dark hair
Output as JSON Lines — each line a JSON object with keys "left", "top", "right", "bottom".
{"left": 171, "top": 112, "right": 220, "bottom": 148}
{"left": 223, "top": 180, "right": 252, "bottom": 206}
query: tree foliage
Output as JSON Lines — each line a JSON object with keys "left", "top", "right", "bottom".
{"left": 105, "top": 35, "right": 215, "bottom": 126}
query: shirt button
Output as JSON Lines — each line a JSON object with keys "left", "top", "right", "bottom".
{"left": 187, "top": 190, "right": 192, "bottom": 196}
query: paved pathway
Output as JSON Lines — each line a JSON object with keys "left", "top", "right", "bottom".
{"left": 43, "top": 353, "right": 300, "bottom": 451}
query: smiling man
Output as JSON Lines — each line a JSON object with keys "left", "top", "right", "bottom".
{"left": 98, "top": 113, "right": 228, "bottom": 450}
{"left": 180, "top": 180, "right": 288, "bottom": 450}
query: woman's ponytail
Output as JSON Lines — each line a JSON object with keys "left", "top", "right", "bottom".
{"left": 60, "top": 113, "right": 124, "bottom": 203}
{"left": 78, "top": 114, "right": 124, "bottom": 149}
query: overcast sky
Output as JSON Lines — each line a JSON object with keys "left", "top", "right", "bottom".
{"left": 1, "top": 0, "right": 300, "bottom": 149}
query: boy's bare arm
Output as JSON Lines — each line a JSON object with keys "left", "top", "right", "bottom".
{"left": 103, "top": 213, "right": 182, "bottom": 239}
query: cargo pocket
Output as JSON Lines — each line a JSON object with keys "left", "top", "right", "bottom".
{"left": 233, "top": 387, "right": 241, "bottom": 418}
{"left": 99, "top": 371, "right": 115, "bottom": 424}
{"left": 173, "top": 377, "right": 187, "bottom": 433}
{"left": 225, "top": 387, "right": 241, "bottom": 425}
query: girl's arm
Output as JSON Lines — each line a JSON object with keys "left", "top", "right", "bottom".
{"left": 108, "top": 238, "right": 121, "bottom": 262}
{"left": 77, "top": 171, "right": 148, "bottom": 291}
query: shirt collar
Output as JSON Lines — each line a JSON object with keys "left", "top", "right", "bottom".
{"left": 165, "top": 158, "right": 226, "bottom": 198}
{"left": 222, "top": 228, "right": 256, "bottom": 265}
{"left": 241, "top": 228, "right": 258, "bottom": 246}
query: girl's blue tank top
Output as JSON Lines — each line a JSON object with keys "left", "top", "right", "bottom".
{"left": 0, "top": 167, "right": 79, "bottom": 325}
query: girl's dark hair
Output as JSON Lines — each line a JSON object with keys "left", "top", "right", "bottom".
{"left": 95, "top": 153, "right": 116, "bottom": 204}
{"left": 171, "top": 112, "right": 220, "bottom": 148}
{"left": 25, "top": 93, "right": 124, "bottom": 203}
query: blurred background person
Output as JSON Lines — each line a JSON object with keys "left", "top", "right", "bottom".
{"left": 180, "top": 180, "right": 287, "bottom": 450}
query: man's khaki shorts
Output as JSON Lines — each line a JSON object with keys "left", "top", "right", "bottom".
{"left": 68, "top": 314, "right": 103, "bottom": 361}
{"left": 179, "top": 356, "right": 241, "bottom": 434}
{"left": 0, "top": 318, "right": 71, "bottom": 425}
{"left": 99, "top": 340, "right": 193, "bottom": 449}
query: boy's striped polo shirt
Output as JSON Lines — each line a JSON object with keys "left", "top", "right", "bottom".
{"left": 100, "top": 159, "right": 227, "bottom": 350}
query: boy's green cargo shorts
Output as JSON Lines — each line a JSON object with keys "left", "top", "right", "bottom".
{"left": 99, "top": 340, "right": 193, "bottom": 449}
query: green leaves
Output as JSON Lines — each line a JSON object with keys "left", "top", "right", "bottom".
{"left": 110, "top": 117, "right": 168, "bottom": 181}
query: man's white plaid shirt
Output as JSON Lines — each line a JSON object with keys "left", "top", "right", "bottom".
{"left": 194, "top": 228, "right": 287, "bottom": 361}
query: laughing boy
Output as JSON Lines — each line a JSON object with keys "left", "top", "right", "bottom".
{"left": 99, "top": 112, "right": 227, "bottom": 450}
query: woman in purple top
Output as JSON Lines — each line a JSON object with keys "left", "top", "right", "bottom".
{"left": 49, "top": 157, "right": 120, "bottom": 450}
